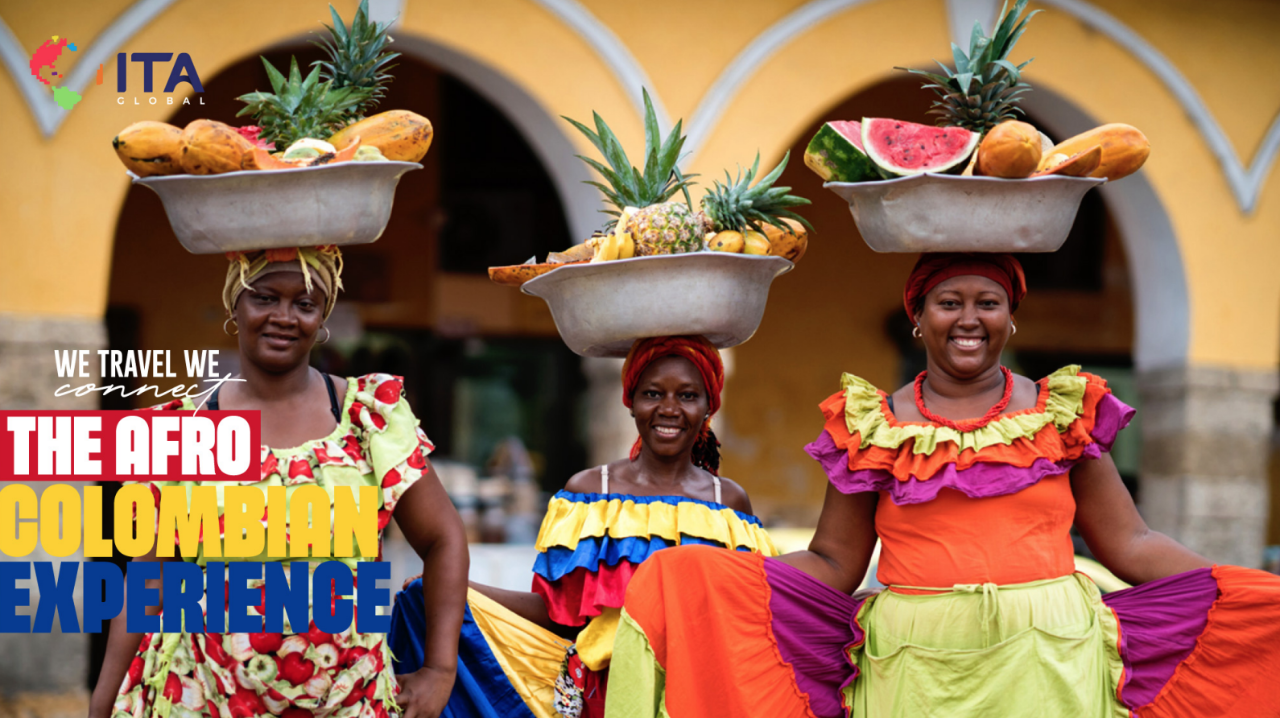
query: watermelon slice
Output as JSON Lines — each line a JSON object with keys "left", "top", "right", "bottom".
{"left": 862, "top": 118, "right": 979, "bottom": 177}
{"left": 804, "top": 121, "right": 879, "bottom": 182}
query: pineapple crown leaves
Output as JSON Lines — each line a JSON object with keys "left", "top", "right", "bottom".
{"left": 311, "top": 0, "right": 399, "bottom": 117}
{"left": 563, "top": 88, "right": 696, "bottom": 226}
{"left": 702, "top": 151, "right": 814, "bottom": 235}
{"left": 896, "top": 0, "right": 1040, "bottom": 131}
{"left": 236, "top": 56, "right": 369, "bottom": 147}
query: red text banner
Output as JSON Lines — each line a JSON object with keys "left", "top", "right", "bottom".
{"left": 0, "top": 410, "right": 260, "bottom": 481}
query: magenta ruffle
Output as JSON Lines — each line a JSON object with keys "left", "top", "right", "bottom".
{"left": 762, "top": 559, "right": 866, "bottom": 717}
{"left": 803, "top": 392, "right": 1135, "bottom": 505}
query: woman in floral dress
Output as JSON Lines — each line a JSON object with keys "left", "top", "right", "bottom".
{"left": 89, "top": 247, "right": 470, "bottom": 718}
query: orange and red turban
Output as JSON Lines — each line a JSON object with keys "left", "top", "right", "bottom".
{"left": 903, "top": 252, "right": 1027, "bottom": 319}
{"left": 621, "top": 335, "right": 725, "bottom": 475}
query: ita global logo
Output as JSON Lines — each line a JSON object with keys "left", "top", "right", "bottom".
{"left": 29, "top": 35, "right": 95, "bottom": 110}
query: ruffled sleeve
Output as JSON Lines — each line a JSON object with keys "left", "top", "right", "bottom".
{"left": 804, "top": 366, "right": 1135, "bottom": 505}
{"left": 531, "top": 491, "right": 778, "bottom": 626}
{"left": 348, "top": 373, "right": 436, "bottom": 526}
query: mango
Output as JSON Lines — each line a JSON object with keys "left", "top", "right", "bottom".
{"left": 976, "top": 121, "right": 1042, "bottom": 179}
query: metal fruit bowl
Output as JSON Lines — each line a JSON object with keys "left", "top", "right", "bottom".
{"left": 521, "top": 253, "right": 794, "bottom": 357}
{"left": 131, "top": 161, "right": 421, "bottom": 254}
{"left": 825, "top": 173, "right": 1105, "bottom": 253}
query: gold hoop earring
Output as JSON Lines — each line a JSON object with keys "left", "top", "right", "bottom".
{"left": 223, "top": 318, "right": 238, "bottom": 336}
{"left": 317, "top": 326, "right": 332, "bottom": 344}
{"left": 912, "top": 325, "right": 922, "bottom": 339}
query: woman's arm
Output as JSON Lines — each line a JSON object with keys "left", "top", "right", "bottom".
{"left": 466, "top": 582, "right": 554, "bottom": 628}
{"left": 88, "top": 547, "right": 166, "bottom": 718}
{"left": 1071, "top": 453, "right": 1211, "bottom": 585}
{"left": 392, "top": 461, "right": 470, "bottom": 718}
{"left": 777, "top": 485, "right": 878, "bottom": 595}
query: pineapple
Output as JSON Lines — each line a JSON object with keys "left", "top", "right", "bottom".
{"left": 312, "top": 0, "right": 399, "bottom": 122}
{"left": 899, "top": 0, "right": 1040, "bottom": 134}
{"left": 700, "top": 151, "right": 813, "bottom": 236}
{"left": 236, "top": 57, "right": 369, "bottom": 149}
{"left": 565, "top": 89, "right": 705, "bottom": 256}
{"left": 237, "top": 1, "right": 396, "bottom": 148}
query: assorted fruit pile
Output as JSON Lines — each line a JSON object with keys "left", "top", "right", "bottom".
{"left": 489, "top": 91, "right": 813, "bottom": 287}
{"left": 111, "top": 1, "right": 432, "bottom": 178}
{"left": 804, "top": 0, "right": 1150, "bottom": 185}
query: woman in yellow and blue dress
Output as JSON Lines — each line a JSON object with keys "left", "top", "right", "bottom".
{"left": 390, "top": 335, "right": 777, "bottom": 718}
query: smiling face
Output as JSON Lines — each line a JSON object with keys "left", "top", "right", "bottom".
{"left": 631, "top": 355, "right": 711, "bottom": 460}
{"left": 913, "top": 274, "right": 1013, "bottom": 379}
{"left": 232, "top": 271, "right": 326, "bottom": 373}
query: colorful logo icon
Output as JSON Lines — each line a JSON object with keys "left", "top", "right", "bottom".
{"left": 28, "top": 35, "right": 103, "bottom": 111}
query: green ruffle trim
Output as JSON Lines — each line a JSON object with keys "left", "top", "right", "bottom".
{"left": 841, "top": 366, "right": 1088, "bottom": 456}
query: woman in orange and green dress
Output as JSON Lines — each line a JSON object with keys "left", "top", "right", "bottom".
{"left": 389, "top": 336, "right": 776, "bottom": 718}
{"left": 605, "top": 253, "right": 1280, "bottom": 718}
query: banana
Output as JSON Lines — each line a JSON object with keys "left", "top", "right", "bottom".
{"left": 615, "top": 224, "right": 635, "bottom": 259}
{"left": 590, "top": 233, "right": 620, "bottom": 262}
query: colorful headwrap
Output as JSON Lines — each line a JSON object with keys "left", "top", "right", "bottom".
{"left": 621, "top": 335, "right": 725, "bottom": 475}
{"left": 903, "top": 252, "right": 1027, "bottom": 319}
{"left": 222, "top": 246, "right": 345, "bottom": 321}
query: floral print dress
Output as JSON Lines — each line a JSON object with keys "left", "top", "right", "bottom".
{"left": 115, "top": 374, "right": 434, "bottom": 718}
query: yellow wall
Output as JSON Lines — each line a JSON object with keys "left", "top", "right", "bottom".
{"left": 2, "top": 0, "right": 1279, "bottom": 518}
{"left": 4, "top": 0, "right": 1277, "bottom": 360}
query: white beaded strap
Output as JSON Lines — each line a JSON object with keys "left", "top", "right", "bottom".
{"left": 713, "top": 475, "right": 721, "bottom": 504}
{"left": 601, "top": 464, "right": 609, "bottom": 494}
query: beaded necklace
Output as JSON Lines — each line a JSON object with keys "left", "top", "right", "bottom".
{"left": 913, "top": 366, "right": 1014, "bottom": 431}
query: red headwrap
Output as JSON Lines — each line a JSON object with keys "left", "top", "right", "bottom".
{"left": 903, "top": 253, "right": 1027, "bottom": 319}
{"left": 621, "top": 335, "right": 725, "bottom": 475}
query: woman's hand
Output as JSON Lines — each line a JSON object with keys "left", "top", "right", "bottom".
{"left": 394, "top": 665, "right": 455, "bottom": 718}
{"left": 777, "top": 485, "right": 878, "bottom": 595}
{"left": 1072, "top": 453, "right": 1211, "bottom": 584}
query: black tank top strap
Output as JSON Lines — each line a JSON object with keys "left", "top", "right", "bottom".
{"left": 205, "top": 372, "right": 341, "bottom": 423}
{"left": 325, "top": 373, "right": 341, "bottom": 423}
{"left": 886, "top": 395, "right": 895, "bottom": 413}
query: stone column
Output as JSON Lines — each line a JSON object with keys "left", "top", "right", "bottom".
{"left": 0, "top": 314, "right": 106, "bottom": 695}
{"left": 583, "top": 357, "right": 632, "bottom": 467}
{"left": 1137, "top": 364, "right": 1278, "bottom": 567}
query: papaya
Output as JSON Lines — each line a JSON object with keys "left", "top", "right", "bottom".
{"left": 762, "top": 219, "right": 808, "bottom": 262}
{"left": 1047, "top": 123, "right": 1149, "bottom": 180}
{"left": 976, "top": 121, "right": 1042, "bottom": 179}
{"left": 180, "top": 120, "right": 254, "bottom": 175}
{"left": 488, "top": 261, "right": 585, "bottom": 287}
{"left": 329, "top": 110, "right": 433, "bottom": 163}
{"left": 112, "top": 121, "right": 184, "bottom": 177}
{"left": 1032, "top": 145, "right": 1103, "bottom": 178}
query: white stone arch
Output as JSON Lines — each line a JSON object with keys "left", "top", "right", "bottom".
{"left": 1020, "top": 85, "right": 1190, "bottom": 371}
{"left": 366, "top": 34, "right": 602, "bottom": 243}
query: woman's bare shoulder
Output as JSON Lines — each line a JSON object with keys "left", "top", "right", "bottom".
{"left": 715, "top": 476, "right": 755, "bottom": 515}
{"left": 563, "top": 464, "right": 608, "bottom": 494}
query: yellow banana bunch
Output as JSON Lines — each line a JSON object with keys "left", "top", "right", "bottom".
{"left": 590, "top": 208, "right": 637, "bottom": 263}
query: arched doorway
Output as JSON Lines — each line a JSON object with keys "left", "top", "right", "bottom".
{"left": 721, "top": 74, "right": 1154, "bottom": 526}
